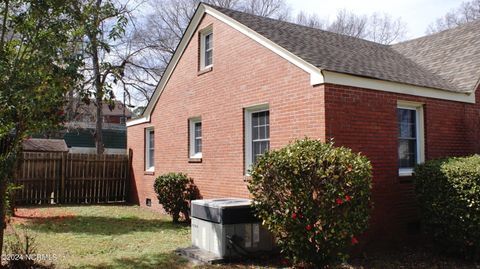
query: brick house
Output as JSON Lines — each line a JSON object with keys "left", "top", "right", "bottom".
{"left": 127, "top": 3, "right": 480, "bottom": 244}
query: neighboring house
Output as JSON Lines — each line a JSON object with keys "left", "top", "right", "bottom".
{"left": 127, "top": 3, "right": 480, "bottom": 245}
{"left": 62, "top": 100, "right": 132, "bottom": 154}
{"left": 22, "top": 139, "right": 69, "bottom": 153}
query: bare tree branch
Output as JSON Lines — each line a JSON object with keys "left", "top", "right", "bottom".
{"left": 293, "top": 9, "right": 407, "bottom": 44}
{"left": 328, "top": 9, "right": 369, "bottom": 39}
{"left": 427, "top": 0, "right": 480, "bottom": 34}
{"left": 295, "top": 11, "right": 326, "bottom": 29}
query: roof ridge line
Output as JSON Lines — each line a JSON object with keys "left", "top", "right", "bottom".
{"left": 203, "top": 3, "right": 389, "bottom": 46}
{"left": 391, "top": 18, "right": 480, "bottom": 46}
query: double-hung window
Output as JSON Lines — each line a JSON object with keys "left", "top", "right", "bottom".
{"left": 145, "top": 128, "right": 154, "bottom": 172}
{"left": 189, "top": 118, "right": 202, "bottom": 158}
{"left": 245, "top": 105, "right": 270, "bottom": 173}
{"left": 397, "top": 102, "right": 424, "bottom": 176}
{"left": 200, "top": 27, "right": 213, "bottom": 70}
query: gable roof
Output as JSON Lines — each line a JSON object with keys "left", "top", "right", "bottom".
{"left": 76, "top": 100, "right": 133, "bottom": 118}
{"left": 392, "top": 19, "right": 480, "bottom": 93}
{"left": 23, "top": 139, "right": 68, "bottom": 152}
{"left": 209, "top": 5, "right": 479, "bottom": 94}
{"left": 128, "top": 3, "right": 479, "bottom": 126}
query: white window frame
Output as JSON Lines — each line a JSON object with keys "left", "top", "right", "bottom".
{"left": 397, "top": 101, "right": 425, "bottom": 177}
{"left": 199, "top": 26, "right": 213, "bottom": 70}
{"left": 189, "top": 117, "right": 202, "bottom": 159}
{"left": 145, "top": 128, "right": 155, "bottom": 172}
{"left": 244, "top": 104, "right": 269, "bottom": 174}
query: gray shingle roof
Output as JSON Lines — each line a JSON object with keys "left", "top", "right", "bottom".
{"left": 23, "top": 139, "right": 68, "bottom": 152}
{"left": 392, "top": 19, "right": 480, "bottom": 93}
{"left": 208, "top": 5, "right": 480, "bottom": 93}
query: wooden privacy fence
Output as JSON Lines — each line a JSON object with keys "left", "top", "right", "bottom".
{"left": 14, "top": 152, "right": 130, "bottom": 205}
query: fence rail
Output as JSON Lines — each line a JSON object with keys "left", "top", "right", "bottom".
{"left": 14, "top": 152, "right": 129, "bottom": 205}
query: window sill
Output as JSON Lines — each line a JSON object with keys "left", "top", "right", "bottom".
{"left": 188, "top": 158, "right": 202, "bottom": 163}
{"left": 197, "top": 66, "right": 212, "bottom": 76}
{"left": 144, "top": 168, "right": 155, "bottom": 175}
{"left": 399, "top": 168, "right": 414, "bottom": 177}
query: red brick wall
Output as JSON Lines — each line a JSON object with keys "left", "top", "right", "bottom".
{"left": 127, "top": 12, "right": 480, "bottom": 246}
{"left": 323, "top": 83, "right": 480, "bottom": 245}
{"left": 127, "top": 14, "right": 326, "bottom": 211}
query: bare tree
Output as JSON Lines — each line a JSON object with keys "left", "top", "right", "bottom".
{"left": 241, "top": 0, "right": 290, "bottom": 20}
{"left": 368, "top": 12, "right": 407, "bottom": 44}
{"left": 123, "top": 0, "right": 291, "bottom": 105}
{"left": 293, "top": 9, "right": 407, "bottom": 44}
{"left": 327, "top": 9, "right": 369, "bottom": 39}
{"left": 427, "top": 0, "right": 480, "bottom": 34}
{"left": 72, "top": 0, "right": 141, "bottom": 154}
{"left": 119, "top": 0, "right": 202, "bottom": 104}
{"left": 208, "top": 0, "right": 242, "bottom": 8}
{"left": 295, "top": 11, "right": 326, "bottom": 29}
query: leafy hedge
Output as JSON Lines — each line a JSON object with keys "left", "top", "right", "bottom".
{"left": 247, "top": 138, "right": 372, "bottom": 267}
{"left": 153, "top": 173, "right": 200, "bottom": 223}
{"left": 415, "top": 155, "right": 480, "bottom": 259}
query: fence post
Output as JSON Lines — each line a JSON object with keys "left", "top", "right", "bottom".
{"left": 14, "top": 152, "right": 129, "bottom": 205}
{"left": 60, "top": 152, "right": 66, "bottom": 203}
{"left": 126, "top": 149, "right": 132, "bottom": 202}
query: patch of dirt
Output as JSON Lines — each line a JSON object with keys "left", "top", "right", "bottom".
{"left": 8, "top": 207, "right": 76, "bottom": 226}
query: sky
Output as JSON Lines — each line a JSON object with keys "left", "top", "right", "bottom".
{"left": 286, "top": 0, "right": 462, "bottom": 39}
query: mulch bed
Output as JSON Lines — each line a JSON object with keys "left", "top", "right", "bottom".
{"left": 8, "top": 207, "right": 76, "bottom": 225}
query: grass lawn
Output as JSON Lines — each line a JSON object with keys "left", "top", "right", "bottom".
{"left": 2, "top": 205, "right": 479, "bottom": 269}
{"left": 4, "top": 205, "right": 191, "bottom": 269}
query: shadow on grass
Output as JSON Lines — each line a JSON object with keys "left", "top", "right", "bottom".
{"left": 67, "top": 252, "right": 190, "bottom": 269}
{"left": 16, "top": 215, "right": 189, "bottom": 235}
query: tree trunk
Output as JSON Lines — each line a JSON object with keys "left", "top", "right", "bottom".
{"left": 0, "top": 177, "right": 8, "bottom": 264}
{"left": 0, "top": 0, "right": 9, "bottom": 52}
{"left": 95, "top": 96, "right": 104, "bottom": 155}
{"left": 0, "top": 139, "right": 16, "bottom": 266}
{"left": 91, "top": 37, "right": 104, "bottom": 155}
{"left": 90, "top": 0, "right": 104, "bottom": 155}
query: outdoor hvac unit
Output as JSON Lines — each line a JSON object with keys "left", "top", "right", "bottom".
{"left": 191, "top": 198, "right": 274, "bottom": 258}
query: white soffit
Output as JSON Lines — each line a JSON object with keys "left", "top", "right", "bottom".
{"left": 323, "top": 70, "right": 475, "bottom": 104}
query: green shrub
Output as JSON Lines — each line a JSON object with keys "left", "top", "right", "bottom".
{"left": 247, "top": 138, "right": 372, "bottom": 267}
{"left": 153, "top": 173, "right": 200, "bottom": 223}
{"left": 5, "top": 228, "right": 54, "bottom": 269}
{"left": 415, "top": 155, "right": 480, "bottom": 260}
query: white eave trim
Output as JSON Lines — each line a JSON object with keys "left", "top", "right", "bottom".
{"left": 322, "top": 70, "right": 476, "bottom": 104}
{"left": 127, "top": 4, "right": 325, "bottom": 127}
{"left": 204, "top": 6, "right": 324, "bottom": 85}
{"left": 128, "top": 4, "right": 477, "bottom": 128}
{"left": 126, "top": 116, "right": 149, "bottom": 127}
{"left": 128, "top": 5, "right": 209, "bottom": 127}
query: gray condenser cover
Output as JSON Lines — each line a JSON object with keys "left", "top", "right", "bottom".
{"left": 191, "top": 198, "right": 274, "bottom": 258}
{"left": 191, "top": 198, "right": 258, "bottom": 224}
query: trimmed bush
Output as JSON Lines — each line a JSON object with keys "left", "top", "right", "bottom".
{"left": 247, "top": 138, "right": 372, "bottom": 267}
{"left": 415, "top": 155, "right": 480, "bottom": 259}
{"left": 154, "top": 172, "right": 200, "bottom": 223}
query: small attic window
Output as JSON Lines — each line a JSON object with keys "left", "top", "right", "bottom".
{"left": 199, "top": 26, "right": 213, "bottom": 70}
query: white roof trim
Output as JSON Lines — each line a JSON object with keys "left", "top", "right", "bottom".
{"left": 204, "top": 6, "right": 324, "bottom": 85}
{"left": 126, "top": 116, "right": 149, "bottom": 127}
{"left": 128, "top": 5, "right": 208, "bottom": 127}
{"left": 127, "top": 4, "right": 324, "bottom": 127}
{"left": 128, "top": 4, "right": 476, "bottom": 127}
{"left": 323, "top": 70, "right": 476, "bottom": 104}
